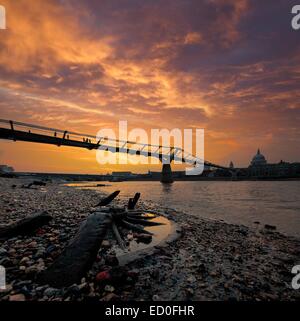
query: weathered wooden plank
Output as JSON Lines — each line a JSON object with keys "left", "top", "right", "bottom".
{"left": 38, "top": 212, "right": 112, "bottom": 287}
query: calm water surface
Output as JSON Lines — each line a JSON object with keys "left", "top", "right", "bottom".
{"left": 71, "top": 181, "right": 300, "bottom": 238}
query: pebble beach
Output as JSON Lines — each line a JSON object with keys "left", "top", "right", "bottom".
{"left": 0, "top": 177, "right": 299, "bottom": 301}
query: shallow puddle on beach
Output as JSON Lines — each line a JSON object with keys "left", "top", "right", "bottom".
{"left": 65, "top": 182, "right": 174, "bottom": 261}
{"left": 114, "top": 215, "right": 172, "bottom": 264}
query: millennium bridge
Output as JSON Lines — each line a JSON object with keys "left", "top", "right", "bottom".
{"left": 0, "top": 119, "right": 228, "bottom": 183}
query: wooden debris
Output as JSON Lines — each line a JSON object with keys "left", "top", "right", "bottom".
{"left": 112, "top": 222, "right": 125, "bottom": 250}
{"left": 125, "top": 217, "right": 165, "bottom": 226}
{"left": 127, "top": 214, "right": 158, "bottom": 220}
{"left": 22, "top": 180, "right": 46, "bottom": 189}
{"left": 38, "top": 212, "right": 112, "bottom": 287}
{"left": 128, "top": 193, "right": 141, "bottom": 210}
{"left": 34, "top": 190, "right": 167, "bottom": 288}
{"left": 95, "top": 190, "right": 120, "bottom": 207}
{"left": 0, "top": 212, "right": 52, "bottom": 239}
{"left": 121, "top": 219, "right": 153, "bottom": 235}
{"left": 133, "top": 233, "right": 152, "bottom": 244}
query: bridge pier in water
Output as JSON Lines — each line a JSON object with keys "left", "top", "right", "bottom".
{"left": 230, "top": 170, "right": 238, "bottom": 181}
{"left": 160, "top": 163, "right": 174, "bottom": 184}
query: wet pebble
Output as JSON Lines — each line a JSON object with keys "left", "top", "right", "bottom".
{"left": 43, "top": 287, "right": 60, "bottom": 298}
{"left": 9, "top": 294, "right": 26, "bottom": 301}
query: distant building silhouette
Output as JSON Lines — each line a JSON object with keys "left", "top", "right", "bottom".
{"left": 202, "top": 149, "right": 300, "bottom": 179}
{"left": 250, "top": 149, "right": 267, "bottom": 166}
{"left": 0, "top": 165, "right": 14, "bottom": 174}
{"left": 247, "top": 148, "right": 300, "bottom": 178}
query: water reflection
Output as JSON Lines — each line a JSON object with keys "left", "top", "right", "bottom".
{"left": 161, "top": 183, "right": 173, "bottom": 193}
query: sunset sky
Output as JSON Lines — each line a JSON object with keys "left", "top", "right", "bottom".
{"left": 0, "top": 0, "right": 299, "bottom": 174}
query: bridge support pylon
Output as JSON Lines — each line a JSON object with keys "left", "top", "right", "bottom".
{"left": 230, "top": 170, "right": 238, "bottom": 181}
{"left": 161, "top": 163, "right": 173, "bottom": 184}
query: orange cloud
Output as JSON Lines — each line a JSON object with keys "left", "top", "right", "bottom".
{"left": 0, "top": 0, "right": 113, "bottom": 72}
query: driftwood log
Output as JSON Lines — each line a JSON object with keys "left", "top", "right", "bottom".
{"left": 0, "top": 212, "right": 52, "bottom": 239}
{"left": 38, "top": 212, "right": 113, "bottom": 287}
